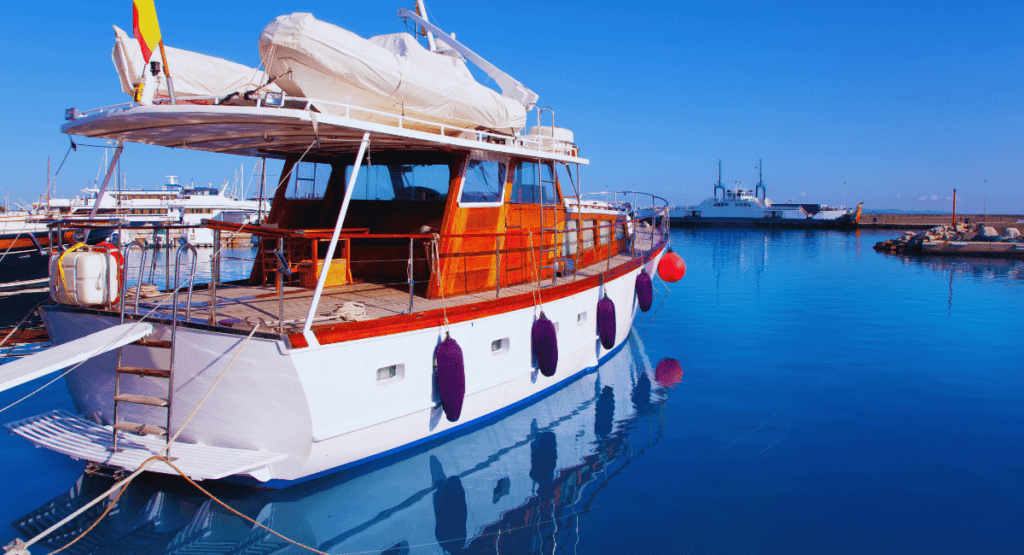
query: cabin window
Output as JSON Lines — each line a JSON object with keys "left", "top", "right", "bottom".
{"left": 599, "top": 221, "right": 611, "bottom": 246}
{"left": 347, "top": 163, "right": 450, "bottom": 202}
{"left": 556, "top": 163, "right": 577, "bottom": 196}
{"left": 616, "top": 223, "right": 626, "bottom": 242}
{"left": 581, "top": 219, "right": 596, "bottom": 250}
{"left": 460, "top": 159, "right": 506, "bottom": 204}
{"left": 286, "top": 161, "right": 331, "bottom": 200}
{"left": 509, "top": 161, "right": 556, "bottom": 204}
{"left": 562, "top": 219, "right": 578, "bottom": 256}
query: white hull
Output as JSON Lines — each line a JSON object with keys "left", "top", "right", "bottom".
{"left": 35, "top": 253, "right": 662, "bottom": 482}
{"left": 14, "top": 330, "right": 664, "bottom": 552}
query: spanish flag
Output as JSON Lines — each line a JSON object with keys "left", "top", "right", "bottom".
{"left": 132, "top": 0, "right": 162, "bottom": 63}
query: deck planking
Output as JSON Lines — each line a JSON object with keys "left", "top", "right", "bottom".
{"left": 122, "top": 228, "right": 662, "bottom": 333}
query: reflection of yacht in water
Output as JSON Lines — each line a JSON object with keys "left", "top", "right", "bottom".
{"left": 12, "top": 332, "right": 672, "bottom": 555}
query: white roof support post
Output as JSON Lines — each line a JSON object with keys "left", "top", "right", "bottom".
{"left": 89, "top": 140, "right": 124, "bottom": 219}
{"left": 301, "top": 131, "right": 371, "bottom": 347}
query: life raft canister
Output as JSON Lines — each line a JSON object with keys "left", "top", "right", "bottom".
{"left": 532, "top": 312, "right": 558, "bottom": 377}
{"left": 596, "top": 295, "right": 616, "bottom": 349}
{"left": 435, "top": 333, "right": 466, "bottom": 422}
{"left": 635, "top": 270, "right": 653, "bottom": 312}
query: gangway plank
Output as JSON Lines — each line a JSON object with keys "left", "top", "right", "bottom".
{"left": 0, "top": 322, "right": 152, "bottom": 393}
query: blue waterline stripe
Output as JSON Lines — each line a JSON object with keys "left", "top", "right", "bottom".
{"left": 242, "top": 337, "right": 629, "bottom": 489}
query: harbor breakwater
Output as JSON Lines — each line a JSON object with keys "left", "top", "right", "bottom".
{"left": 859, "top": 213, "right": 1023, "bottom": 232}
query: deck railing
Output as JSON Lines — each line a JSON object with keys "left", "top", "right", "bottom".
{"left": 50, "top": 200, "right": 670, "bottom": 333}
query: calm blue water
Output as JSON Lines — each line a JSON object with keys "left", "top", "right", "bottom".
{"left": 1, "top": 229, "right": 1021, "bottom": 554}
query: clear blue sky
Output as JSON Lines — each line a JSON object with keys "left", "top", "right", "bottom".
{"left": 1, "top": 1, "right": 1020, "bottom": 213}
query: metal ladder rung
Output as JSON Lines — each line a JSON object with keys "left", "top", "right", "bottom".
{"left": 117, "top": 366, "right": 171, "bottom": 378}
{"left": 114, "top": 393, "right": 169, "bottom": 407}
{"left": 113, "top": 421, "right": 167, "bottom": 436}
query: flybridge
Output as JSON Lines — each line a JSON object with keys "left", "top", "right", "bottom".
{"left": 72, "top": 5, "right": 570, "bottom": 162}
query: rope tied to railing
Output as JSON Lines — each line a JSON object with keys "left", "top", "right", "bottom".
{"left": 430, "top": 233, "right": 450, "bottom": 332}
{"left": 525, "top": 230, "right": 545, "bottom": 313}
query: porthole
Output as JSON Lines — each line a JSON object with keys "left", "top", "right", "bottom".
{"left": 376, "top": 363, "right": 405, "bottom": 386}
{"left": 491, "top": 338, "right": 510, "bottom": 355}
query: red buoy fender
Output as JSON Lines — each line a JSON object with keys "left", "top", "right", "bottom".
{"left": 532, "top": 313, "right": 558, "bottom": 377}
{"left": 658, "top": 250, "right": 686, "bottom": 282}
{"left": 596, "top": 295, "right": 616, "bottom": 350}
{"left": 635, "top": 270, "right": 653, "bottom": 312}
{"left": 435, "top": 334, "right": 465, "bottom": 422}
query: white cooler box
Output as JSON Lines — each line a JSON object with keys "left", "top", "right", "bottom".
{"left": 49, "top": 248, "right": 121, "bottom": 306}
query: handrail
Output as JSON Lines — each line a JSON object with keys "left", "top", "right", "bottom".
{"left": 204, "top": 218, "right": 659, "bottom": 242}
{"left": 119, "top": 240, "right": 148, "bottom": 319}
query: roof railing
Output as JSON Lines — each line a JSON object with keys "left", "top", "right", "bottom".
{"left": 65, "top": 96, "right": 580, "bottom": 158}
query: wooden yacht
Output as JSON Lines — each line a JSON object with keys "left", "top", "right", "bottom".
{"left": 1, "top": 3, "right": 675, "bottom": 484}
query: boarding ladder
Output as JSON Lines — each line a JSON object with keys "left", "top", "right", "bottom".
{"left": 536, "top": 107, "right": 561, "bottom": 287}
{"left": 111, "top": 241, "right": 196, "bottom": 456}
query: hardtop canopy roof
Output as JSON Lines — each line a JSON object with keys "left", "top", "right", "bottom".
{"left": 62, "top": 103, "right": 587, "bottom": 164}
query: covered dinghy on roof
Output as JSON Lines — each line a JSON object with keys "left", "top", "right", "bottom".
{"left": 258, "top": 13, "right": 528, "bottom": 132}
{"left": 112, "top": 25, "right": 280, "bottom": 101}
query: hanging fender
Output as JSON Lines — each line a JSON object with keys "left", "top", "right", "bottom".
{"left": 435, "top": 333, "right": 466, "bottom": 422}
{"left": 596, "top": 295, "right": 616, "bottom": 349}
{"left": 532, "top": 312, "right": 558, "bottom": 377}
{"left": 658, "top": 249, "right": 686, "bottom": 282}
{"left": 635, "top": 270, "right": 653, "bottom": 312}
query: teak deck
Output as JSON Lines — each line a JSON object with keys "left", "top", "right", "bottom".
{"left": 130, "top": 251, "right": 639, "bottom": 334}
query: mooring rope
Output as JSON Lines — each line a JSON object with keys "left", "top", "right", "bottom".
{"left": 430, "top": 233, "right": 450, "bottom": 332}
{"left": 526, "top": 230, "right": 544, "bottom": 313}
{"left": 9, "top": 323, "right": 262, "bottom": 554}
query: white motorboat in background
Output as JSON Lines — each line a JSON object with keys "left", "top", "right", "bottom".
{"left": 38, "top": 176, "right": 270, "bottom": 246}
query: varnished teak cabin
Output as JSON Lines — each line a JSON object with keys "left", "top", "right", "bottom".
{"left": 249, "top": 149, "right": 629, "bottom": 303}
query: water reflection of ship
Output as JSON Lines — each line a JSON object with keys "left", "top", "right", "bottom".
{"left": 13, "top": 331, "right": 673, "bottom": 555}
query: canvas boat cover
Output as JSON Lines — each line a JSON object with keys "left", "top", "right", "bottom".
{"left": 112, "top": 26, "right": 280, "bottom": 101}
{"left": 258, "top": 13, "right": 528, "bottom": 132}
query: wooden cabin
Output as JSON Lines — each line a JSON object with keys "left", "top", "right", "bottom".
{"left": 252, "top": 148, "right": 630, "bottom": 299}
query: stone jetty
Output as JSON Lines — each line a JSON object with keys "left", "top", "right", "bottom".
{"left": 874, "top": 223, "right": 1024, "bottom": 257}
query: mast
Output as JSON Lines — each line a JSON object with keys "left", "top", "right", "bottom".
{"left": 714, "top": 160, "right": 724, "bottom": 200}
{"left": 755, "top": 159, "right": 766, "bottom": 202}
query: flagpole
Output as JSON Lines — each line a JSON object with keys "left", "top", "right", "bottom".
{"left": 158, "top": 40, "right": 176, "bottom": 104}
